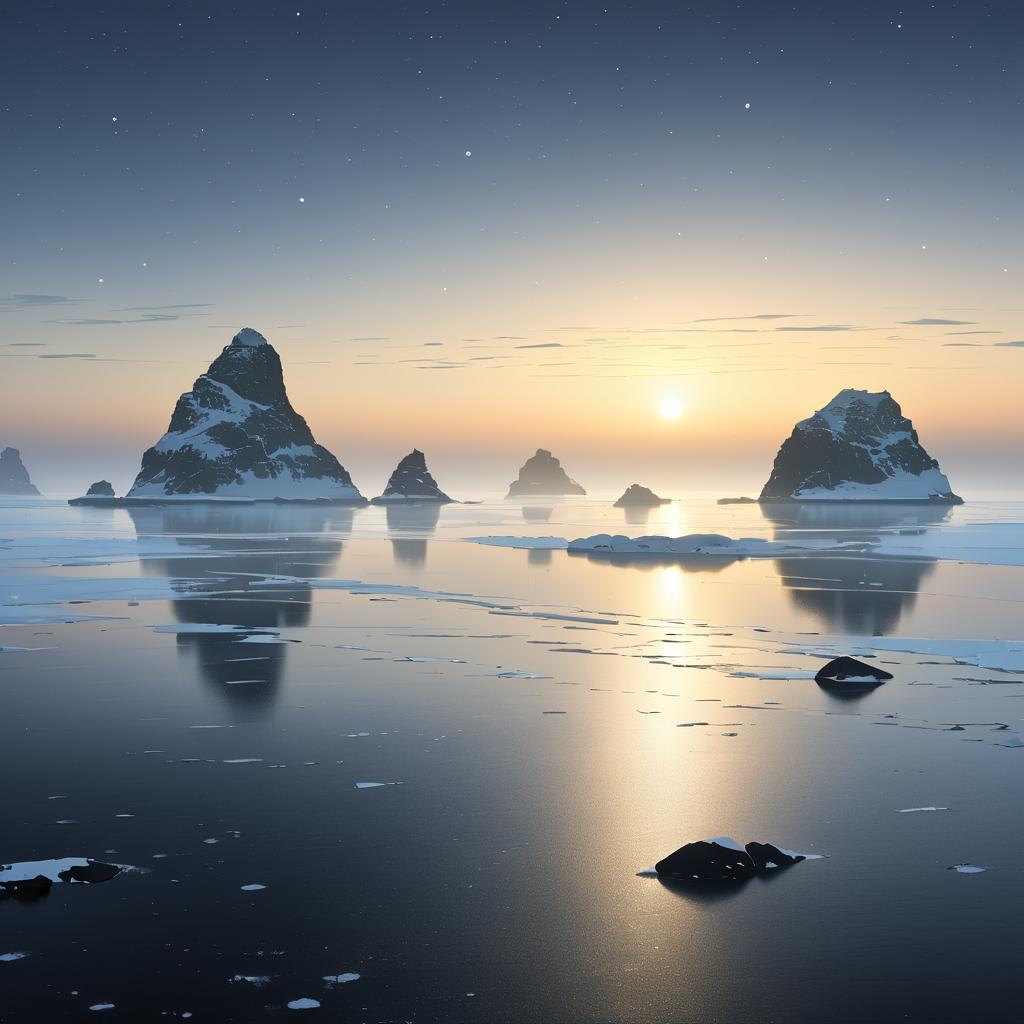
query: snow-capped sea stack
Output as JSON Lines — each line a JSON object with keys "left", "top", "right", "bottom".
{"left": 127, "top": 328, "right": 364, "bottom": 502}
{"left": 507, "top": 449, "right": 586, "bottom": 498}
{"left": 372, "top": 450, "right": 452, "bottom": 504}
{"left": 0, "top": 447, "right": 40, "bottom": 495}
{"left": 760, "top": 389, "right": 962, "bottom": 504}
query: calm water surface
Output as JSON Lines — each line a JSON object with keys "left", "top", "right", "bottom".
{"left": 1, "top": 498, "right": 1021, "bottom": 1022}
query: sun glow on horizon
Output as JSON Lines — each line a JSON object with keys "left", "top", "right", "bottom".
{"left": 658, "top": 395, "right": 684, "bottom": 420}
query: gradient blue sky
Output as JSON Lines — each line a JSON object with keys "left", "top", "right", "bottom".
{"left": 2, "top": 1, "right": 1022, "bottom": 496}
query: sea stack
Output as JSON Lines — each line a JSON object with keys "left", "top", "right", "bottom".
{"left": 372, "top": 450, "right": 452, "bottom": 504}
{"left": 507, "top": 449, "right": 586, "bottom": 498}
{"left": 127, "top": 328, "right": 364, "bottom": 502}
{"left": 0, "top": 447, "right": 40, "bottom": 496}
{"left": 614, "top": 484, "right": 669, "bottom": 507}
{"left": 759, "top": 389, "right": 962, "bottom": 504}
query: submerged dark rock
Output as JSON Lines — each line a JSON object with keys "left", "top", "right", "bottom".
{"left": 614, "top": 484, "right": 669, "bottom": 507}
{"left": 0, "top": 447, "right": 40, "bottom": 496}
{"left": 507, "top": 449, "right": 585, "bottom": 498}
{"left": 815, "top": 656, "right": 893, "bottom": 683}
{"left": 759, "top": 389, "right": 962, "bottom": 504}
{"left": 126, "top": 328, "right": 364, "bottom": 502}
{"left": 85, "top": 480, "right": 116, "bottom": 497}
{"left": 372, "top": 450, "right": 452, "bottom": 504}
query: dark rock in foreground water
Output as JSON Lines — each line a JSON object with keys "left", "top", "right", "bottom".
{"left": 614, "top": 484, "right": 669, "bottom": 507}
{"left": 654, "top": 837, "right": 810, "bottom": 882}
{"left": 815, "top": 656, "right": 893, "bottom": 683}
{"left": 85, "top": 480, "right": 116, "bottom": 497}
{"left": 507, "top": 449, "right": 586, "bottom": 498}
{"left": 0, "top": 447, "right": 40, "bottom": 496}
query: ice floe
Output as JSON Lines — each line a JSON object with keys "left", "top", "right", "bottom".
{"left": 322, "top": 972, "right": 360, "bottom": 985}
{"left": 287, "top": 998, "right": 321, "bottom": 1009}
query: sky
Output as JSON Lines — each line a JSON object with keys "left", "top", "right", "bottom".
{"left": 2, "top": 0, "right": 1022, "bottom": 498}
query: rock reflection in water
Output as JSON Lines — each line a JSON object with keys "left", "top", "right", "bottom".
{"left": 386, "top": 503, "right": 441, "bottom": 569}
{"left": 761, "top": 503, "right": 945, "bottom": 634}
{"left": 129, "top": 505, "right": 349, "bottom": 709}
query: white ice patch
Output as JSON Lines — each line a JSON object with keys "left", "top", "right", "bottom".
{"left": 898, "top": 807, "right": 949, "bottom": 813}
{"left": 0, "top": 953, "right": 28, "bottom": 962}
{"left": 950, "top": 864, "right": 986, "bottom": 874}
{"left": 567, "top": 534, "right": 813, "bottom": 557}
{"left": 89, "top": 1004, "right": 115, "bottom": 1012}
{"left": 466, "top": 536, "right": 568, "bottom": 550}
{"left": 287, "top": 998, "right": 321, "bottom": 1009}
{"left": 0, "top": 857, "right": 134, "bottom": 884}
{"left": 322, "top": 973, "right": 360, "bottom": 985}
{"left": 354, "top": 781, "right": 399, "bottom": 789}
{"left": 705, "top": 836, "right": 745, "bottom": 852}
{"left": 231, "top": 974, "right": 271, "bottom": 986}
{"left": 240, "top": 883, "right": 266, "bottom": 891}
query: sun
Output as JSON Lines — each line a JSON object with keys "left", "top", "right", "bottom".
{"left": 658, "top": 396, "right": 684, "bottom": 420}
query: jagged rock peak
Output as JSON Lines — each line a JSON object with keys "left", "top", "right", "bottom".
{"left": 759, "top": 389, "right": 962, "bottom": 504}
{"left": 373, "top": 450, "right": 452, "bottom": 503}
{"left": 507, "top": 448, "right": 586, "bottom": 498}
{"left": 0, "top": 447, "right": 41, "bottom": 496}
{"left": 614, "top": 484, "right": 669, "bottom": 507}
{"left": 127, "top": 328, "right": 364, "bottom": 502}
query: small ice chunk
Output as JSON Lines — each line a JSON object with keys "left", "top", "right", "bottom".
{"left": 0, "top": 953, "right": 28, "bottom": 962}
{"left": 898, "top": 806, "right": 949, "bottom": 813}
{"left": 322, "top": 972, "right": 360, "bottom": 985}
{"left": 231, "top": 974, "right": 271, "bottom": 986}
{"left": 89, "top": 1005, "right": 115, "bottom": 1012}
{"left": 240, "top": 883, "right": 266, "bottom": 891}
{"left": 950, "top": 864, "right": 987, "bottom": 874}
{"left": 287, "top": 998, "right": 320, "bottom": 1009}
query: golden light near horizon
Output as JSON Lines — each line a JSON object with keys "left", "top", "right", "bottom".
{"left": 658, "top": 396, "right": 684, "bottom": 420}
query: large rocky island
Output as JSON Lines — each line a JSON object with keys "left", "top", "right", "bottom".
{"left": 118, "top": 328, "right": 364, "bottom": 503}
{"left": 0, "top": 447, "right": 40, "bottom": 496}
{"left": 507, "top": 449, "right": 586, "bottom": 498}
{"left": 759, "top": 389, "right": 962, "bottom": 504}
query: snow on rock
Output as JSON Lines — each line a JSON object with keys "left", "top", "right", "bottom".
{"left": 760, "top": 389, "right": 962, "bottom": 504}
{"left": 126, "top": 328, "right": 364, "bottom": 502}
{"left": 614, "top": 484, "right": 670, "bottom": 507}
{"left": 506, "top": 449, "right": 586, "bottom": 497}
{"left": 814, "top": 656, "right": 892, "bottom": 684}
{"left": 1, "top": 857, "right": 131, "bottom": 899}
{"left": 372, "top": 450, "right": 452, "bottom": 503}
{"left": 0, "top": 447, "right": 40, "bottom": 496}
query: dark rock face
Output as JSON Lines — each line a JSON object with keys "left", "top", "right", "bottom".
{"left": 654, "top": 837, "right": 807, "bottom": 883}
{"left": 717, "top": 496, "right": 756, "bottom": 505}
{"left": 373, "top": 450, "right": 452, "bottom": 503}
{"left": 744, "top": 842, "right": 805, "bottom": 871}
{"left": 759, "top": 390, "right": 961, "bottom": 504}
{"left": 58, "top": 861, "right": 122, "bottom": 884}
{"left": 85, "top": 480, "right": 116, "bottom": 497}
{"left": 614, "top": 484, "right": 669, "bottom": 507}
{"left": 0, "top": 447, "right": 40, "bottom": 495}
{"left": 127, "top": 328, "right": 363, "bottom": 501}
{"left": 815, "top": 656, "right": 893, "bottom": 683}
{"left": 655, "top": 839, "right": 758, "bottom": 882}
{"left": 507, "top": 449, "right": 585, "bottom": 498}
{"left": 1, "top": 875, "right": 52, "bottom": 899}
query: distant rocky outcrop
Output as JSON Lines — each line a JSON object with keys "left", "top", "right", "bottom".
{"left": 86, "top": 480, "right": 115, "bottom": 497}
{"left": 717, "top": 496, "right": 756, "bottom": 505}
{"left": 0, "top": 447, "right": 40, "bottom": 496}
{"left": 127, "top": 328, "right": 364, "bottom": 502}
{"left": 372, "top": 450, "right": 452, "bottom": 504}
{"left": 614, "top": 484, "right": 669, "bottom": 507}
{"left": 506, "top": 449, "right": 585, "bottom": 498}
{"left": 760, "top": 389, "right": 961, "bottom": 504}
